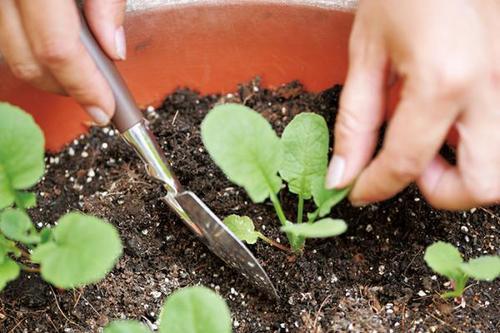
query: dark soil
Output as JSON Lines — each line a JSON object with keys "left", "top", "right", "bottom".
{"left": 1, "top": 79, "right": 498, "bottom": 333}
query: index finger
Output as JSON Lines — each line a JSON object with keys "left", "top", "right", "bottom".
{"left": 18, "top": 0, "right": 115, "bottom": 125}
{"left": 349, "top": 81, "right": 460, "bottom": 205}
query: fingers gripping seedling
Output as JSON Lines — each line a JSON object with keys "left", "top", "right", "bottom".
{"left": 202, "top": 104, "right": 349, "bottom": 252}
{"left": 424, "top": 241, "right": 500, "bottom": 299}
{"left": 0, "top": 103, "right": 123, "bottom": 291}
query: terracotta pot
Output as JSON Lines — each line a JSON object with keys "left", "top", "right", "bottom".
{"left": 0, "top": 0, "right": 356, "bottom": 151}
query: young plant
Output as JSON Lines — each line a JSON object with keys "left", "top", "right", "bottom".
{"left": 424, "top": 241, "right": 500, "bottom": 298}
{"left": 0, "top": 103, "right": 123, "bottom": 291}
{"left": 201, "top": 104, "right": 349, "bottom": 252}
{"left": 104, "top": 286, "right": 231, "bottom": 333}
{"left": 223, "top": 215, "right": 291, "bottom": 252}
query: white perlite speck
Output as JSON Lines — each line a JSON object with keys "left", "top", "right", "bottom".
{"left": 151, "top": 291, "right": 162, "bottom": 299}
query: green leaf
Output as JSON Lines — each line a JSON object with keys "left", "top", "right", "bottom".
{"left": 0, "top": 167, "right": 15, "bottom": 210}
{"left": 460, "top": 256, "right": 500, "bottom": 281}
{"left": 159, "top": 286, "right": 231, "bottom": 333}
{"left": 15, "top": 191, "right": 37, "bottom": 209}
{"left": 31, "top": 212, "right": 123, "bottom": 288}
{"left": 0, "top": 257, "right": 20, "bottom": 291}
{"left": 104, "top": 321, "right": 151, "bottom": 333}
{"left": 311, "top": 177, "right": 350, "bottom": 218}
{"left": 201, "top": 104, "right": 282, "bottom": 203}
{"left": 424, "top": 242, "right": 463, "bottom": 280}
{"left": 281, "top": 218, "right": 347, "bottom": 238}
{"left": 0, "top": 208, "right": 40, "bottom": 244}
{"left": 279, "top": 113, "right": 329, "bottom": 199}
{"left": 0, "top": 104, "right": 45, "bottom": 209}
{"left": 223, "top": 215, "right": 259, "bottom": 244}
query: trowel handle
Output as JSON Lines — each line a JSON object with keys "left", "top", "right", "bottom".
{"left": 78, "top": 10, "right": 182, "bottom": 194}
{"left": 78, "top": 12, "right": 142, "bottom": 133}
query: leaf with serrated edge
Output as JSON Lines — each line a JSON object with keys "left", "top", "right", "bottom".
{"left": 0, "top": 208, "right": 40, "bottom": 244}
{"left": 31, "top": 213, "right": 122, "bottom": 288}
{"left": 104, "top": 321, "right": 151, "bottom": 333}
{"left": 159, "top": 286, "right": 231, "bottom": 333}
{"left": 223, "top": 215, "right": 259, "bottom": 244}
{"left": 424, "top": 242, "right": 463, "bottom": 280}
{"left": 279, "top": 113, "right": 329, "bottom": 199}
{"left": 311, "top": 177, "right": 350, "bottom": 217}
{"left": 0, "top": 104, "right": 45, "bottom": 209}
{"left": 281, "top": 218, "right": 347, "bottom": 238}
{"left": 460, "top": 256, "right": 500, "bottom": 281}
{"left": 201, "top": 104, "right": 282, "bottom": 203}
{"left": 0, "top": 257, "right": 20, "bottom": 291}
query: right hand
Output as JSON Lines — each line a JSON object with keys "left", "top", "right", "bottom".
{"left": 0, "top": 0, "right": 127, "bottom": 125}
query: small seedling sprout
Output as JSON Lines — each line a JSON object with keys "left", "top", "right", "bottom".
{"left": 104, "top": 286, "right": 231, "bottom": 333}
{"left": 424, "top": 241, "right": 500, "bottom": 298}
{"left": 223, "top": 214, "right": 291, "bottom": 252}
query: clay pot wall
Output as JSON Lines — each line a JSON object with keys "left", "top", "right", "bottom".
{"left": 0, "top": 1, "right": 355, "bottom": 151}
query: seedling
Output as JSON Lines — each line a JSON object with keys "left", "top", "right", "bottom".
{"left": 424, "top": 241, "right": 500, "bottom": 298}
{"left": 0, "top": 103, "right": 122, "bottom": 291}
{"left": 223, "top": 215, "right": 291, "bottom": 252}
{"left": 202, "top": 104, "right": 349, "bottom": 252}
{"left": 104, "top": 286, "right": 231, "bottom": 333}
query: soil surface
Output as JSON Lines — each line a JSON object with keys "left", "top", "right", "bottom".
{"left": 0, "top": 80, "right": 498, "bottom": 333}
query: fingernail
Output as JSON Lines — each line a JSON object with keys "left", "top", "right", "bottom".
{"left": 326, "top": 155, "right": 346, "bottom": 188}
{"left": 86, "top": 106, "right": 110, "bottom": 126}
{"left": 115, "top": 26, "right": 126, "bottom": 60}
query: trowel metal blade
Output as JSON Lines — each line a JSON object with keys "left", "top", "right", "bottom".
{"left": 165, "top": 191, "right": 278, "bottom": 299}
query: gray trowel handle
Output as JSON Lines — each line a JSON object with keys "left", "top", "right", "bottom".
{"left": 78, "top": 12, "right": 142, "bottom": 133}
{"left": 78, "top": 11, "right": 182, "bottom": 194}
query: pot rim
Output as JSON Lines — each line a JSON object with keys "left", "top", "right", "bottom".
{"left": 126, "top": 0, "right": 358, "bottom": 12}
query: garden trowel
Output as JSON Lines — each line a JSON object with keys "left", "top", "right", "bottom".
{"left": 79, "top": 14, "right": 277, "bottom": 298}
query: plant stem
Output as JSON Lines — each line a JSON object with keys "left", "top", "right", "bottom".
{"left": 442, "top": 275, "right": 468, "bottom": 299}
{"left": 257, "top": 233, "right": 292, "bottom": 253}
{"left": 292, "top": 194, "right": 306, "bottom": 252}
{"left": 269, "top": 191, "right": 287, "bottom": 226}
{"left": 19, "top": 248, "right": 31, "bottom": 259}
{"left": 291, "top": 237, "right": 306, "bottom": 253}
{"left": 297, "top": 194, "right": 304, "bottom": 224}
{"left": 269, "top": 191, "right": 303, "bottom": 250}
{"left": 19, "top": 264, "right": 40, "bottom": 273}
